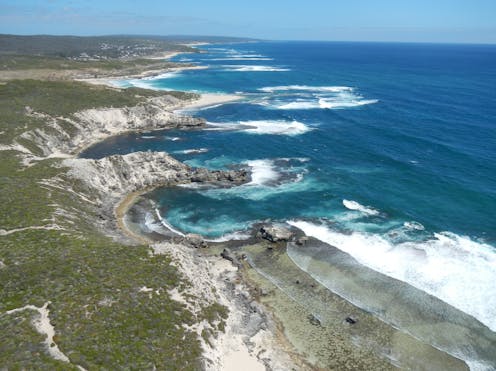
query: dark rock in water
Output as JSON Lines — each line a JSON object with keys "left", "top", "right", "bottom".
{"left": 259, "top": 225, "right": 293, "bottom": 243}
{"left": 220, "top": 248, "right": 234, "bottom": 263}
{"left": 295, "top": 236, "right": 308, "bottom": 246}
{"left": 183, "top": 233, "right": 208, "bottom": 248}
{"left": 189, "top": 168, "right": 247, "bottom": 184}
{"left": 345, "top": 316, "right": 357, "bottom": 324}
{"left": 308, "top": 314, "right": 321, "bottom": 326}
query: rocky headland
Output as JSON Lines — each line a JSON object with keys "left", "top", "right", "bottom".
{"left": 1, "top": 83, "right": 296, "bottom": 369}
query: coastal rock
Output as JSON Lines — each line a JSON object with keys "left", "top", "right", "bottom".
{"left": 191, "top": 168, "right": 248, "bottom": 184}
{"left": 259, "top": 225, "right": 293, "bottom": 243}
{"left": 64, "top": 151, "right": 247, "bottom": 198}
{"left": 184, "top": 233, "right": 208, "bottom": 249}
{"left": 308, "top": 314, "right": 322, "bottom": 327}
{"left": 345, "top": 316, "right": 358, "bottom": 325}
{"left": 295, "top": 236, "right": 308, "bottom": 246}
{"left": 220, "top": 248, "right": 235, "bottom": 263}
{"left": 17, "top": 95, "right": 206, "bottom": 163}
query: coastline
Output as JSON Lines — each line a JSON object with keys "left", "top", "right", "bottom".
{"left": 99, "top": 55, "right": 486, "bottom": 370}
{"left": 115, "top": 192, "right": 300, "bottom": 370}
{"left": 3, "top": 39, "right": 495, "bottom": 370}
{"left": 78, "top": 65, "right": 208, "bottom": 88}
{"left": 102, "top": 90, "right": 293, "bottom": 368}
{"left": 179, "top": 93, "right": 242, "bottom": 109}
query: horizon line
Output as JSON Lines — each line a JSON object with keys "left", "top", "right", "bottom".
{"left": 1, "top": 33, "right": 495, "bottom": 46}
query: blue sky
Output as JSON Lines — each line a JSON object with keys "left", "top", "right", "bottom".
{"left": 1, "top": 0, "right": 495, "bottom": 43}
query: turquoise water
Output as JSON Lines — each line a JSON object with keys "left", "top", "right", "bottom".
{"left": 82, "top": 42, "right": 496, "bottom": 337}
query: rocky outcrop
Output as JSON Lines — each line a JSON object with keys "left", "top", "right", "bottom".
{"left": 61, "top": 151, "right": 247, "bottom": 243}
{"left": 259, "top": 225, "right": 293, "bottom": 243}
{"left": 18, "top": 95, "right": 205, "bottom": 162}
{"left": 64, "top": 151, "right": 247, "bottom": 199}
{"left": 183, "top": 233, "right": 208, "bottom": 249}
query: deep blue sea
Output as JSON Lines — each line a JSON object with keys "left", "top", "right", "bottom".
{"left": 83, "top": 41, "right": 496, "bottom": 334}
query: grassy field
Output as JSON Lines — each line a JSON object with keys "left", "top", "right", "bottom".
{"left": 0, "top": 52, "right": 222, "bottom": 368}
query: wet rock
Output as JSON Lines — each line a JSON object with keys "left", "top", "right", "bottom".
{"left": 345, "top": 316, "right": 357, "bottom": 325}
{"left": 259, "top": 225, "right": 293, "bottom": 243}
{"left": 184, "top": 233, "right": 208, "bottom": 248}
{"left": 308, "top": 314, "right": 321, "bottom": 326}
{"left": 295, "top": 236, "right": 308, "bottom": 246}
{"left": 220, "top": 248, "right": 234, "bottom": 262}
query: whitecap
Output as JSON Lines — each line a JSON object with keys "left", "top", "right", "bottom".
{"left": 174, "top": 148, "right": 209, "bottom": 155}
{"left": 206, "top": 120, "right": 311, "bottom": 136}
{"left": 318, "top": 97, "right": 379, "bottom": 109}
{"left": 246, "top": 159, "right": 280, "bottom": 186}
{"left": 221, "top": 65, "right": 290, "bottom": 72}
{"left": 209, "top": 57, "right": 274, "bottom": 61}
{"left": 259, "top": 85, "right": 353, "bottom": 93}
{"left": 342, "top": 199, "right": 380, "bottom": 216}
{"left": 275, "top": 101, "right": 320, "bottom": 110}
{"left": 155, "top": 208, "right": 185, "bottom": 237}
{"left": 202, "top": 167, "right": 323, "bottom": 202}
{"left": 260, "top": 86, "right": 378, "bottom": 110}
{"left": 403, "top": 221, "right": 425, "bottom": 231}
{"left": 288, "top": 220, "right": 496, "bottom": 332}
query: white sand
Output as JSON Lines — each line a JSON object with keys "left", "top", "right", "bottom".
{"left": 150, "top": 242, "right": 294, "bottom": 370}
{"left": 142, "top": 51, "right": 183, "bottom": 60}
{"left": 6, "top": 302, "right": 86, "bottom": 370}
{"left": 183, "top": 93, "right": 242, "bottom": 109}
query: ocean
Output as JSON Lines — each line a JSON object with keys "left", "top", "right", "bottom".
{"left": 81, "top": 41, "right": 496, "bottom": 367}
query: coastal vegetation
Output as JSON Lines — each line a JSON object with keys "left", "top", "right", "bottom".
{"left": 0, "top": 38, "right": 225, "bottom": 369}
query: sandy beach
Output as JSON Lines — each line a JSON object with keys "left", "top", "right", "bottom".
{"left": 180, "top": 93, "right": 242, "bottom": 109}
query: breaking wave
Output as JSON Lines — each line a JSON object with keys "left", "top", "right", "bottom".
{"left": 221, "top": 65, "right": 291, "bottom": 72}
{"left": 342, "top": 199, "right": 380, "bottom": 216}
{"left": 257, "top": 85, "right": 378, "bottom": 110}
{"left": 205, "top": 120, "right": 311, "bottom": 136}
{"left": 259, "top": 85, "right": 354, "bottom": 93}
{"left": 288, "top": 220, "right": 496, "bottom": 332}
{"left": 174, "top": 148, "right": 209, "bottom": 155}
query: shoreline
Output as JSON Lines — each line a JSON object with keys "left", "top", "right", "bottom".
{"left": 49, "top": 47, "right": 476, "bottom": 369}
{"left": 65, "top": 59, "right": 294, "bottom": 366}
{"left": 102, "top": 57, "right": 488, "bottom": 370}
{"left": 179, "top": 93, "right": 242, "bottom": 110}
{"left": 78, "top": 65, "right": 208, "bottom": 88}
{"left": 115, "top": 194, "right": 300, "bottom": 370}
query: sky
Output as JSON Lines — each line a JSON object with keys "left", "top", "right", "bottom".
{"left": 1, "top": 0, "right": 496, "bottom": 44}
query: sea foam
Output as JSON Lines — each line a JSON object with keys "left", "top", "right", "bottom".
{"left": 221, "top": 65, "right": 290, "bottom": 72}
{"left": 342, "top": 199, "right": 380, "bottom": 216}
{"left": 259, "top": 85, "right": 378, "bottom": 110}
{"left": 259, "top": 85, "right": 354, "bottom": 93}
{"left": 206, "top": 120, "right": 311, "bottom": 136}
{"left": 288, "top": 220, "right": 496, "bottom": 332}
{"left": 174, "top": 148, "right": 209, "bottom": 155}
{"left": 246, "top": 159, "right": 280, "bottom": 186}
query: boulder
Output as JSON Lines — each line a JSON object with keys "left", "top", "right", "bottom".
{"left": 345, "top": 316, "right": 358, "bottom": 325}
{"left": 295, "top": 236, "right": 309, "bottom": 246}
{"left": 308, "top": 314, "right": 321, "bottom": 326}
{"left": 259, "top": 225, "right": 293, "bottom": 243}
{"left": 184, "top": 233, "right": 208, "bottom": 248}
{"left": 220, "top": 248, "right": 235, "bottom": 263}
